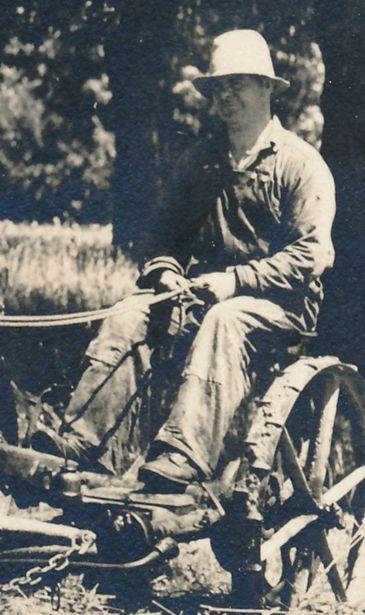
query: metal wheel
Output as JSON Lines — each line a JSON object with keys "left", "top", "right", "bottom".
{"left": 260, "top": 357, "right": 365, "bottom": 609}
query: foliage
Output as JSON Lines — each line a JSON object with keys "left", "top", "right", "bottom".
{"left": 0, "top": 2, "right": 116, "bottom": 221}
{"left": 0, "top": 577, "right": 116, "bottom": 614}
{"left": 171, "top": 1, "right": 324, "bottom": 148}
{"left": 0, "top": 0, "right": 327, "bottom": 226}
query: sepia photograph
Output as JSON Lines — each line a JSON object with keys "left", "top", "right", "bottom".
{"left": 0, "top": 1, "right": 364, "bottom": 613}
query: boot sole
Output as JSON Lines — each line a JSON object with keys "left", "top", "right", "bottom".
{"left": 138, "top": 465, "right": 191, "bottom": 493}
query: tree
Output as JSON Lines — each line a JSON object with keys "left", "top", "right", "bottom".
{"left": 0, "top": 1, "right": 116, "bottom": 221}
{"left": 312, "top": 0, "right": 365, "bottom": 368}
{"left": 108, "top": 0, "right": 324, "bottom": 255}
{"left": 0, "top": 1, "right": 324, "bottom": 231}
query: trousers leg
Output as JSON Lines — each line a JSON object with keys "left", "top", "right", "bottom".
{"left": 62, "top": 292, "right": 157, "bottom": 472}
{"left": 155, "top": 296, "right": 296, "bottom": 477}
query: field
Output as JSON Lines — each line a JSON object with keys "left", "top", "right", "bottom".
{"left": 0, "top": 220, "right": 137, "bottom": 314}
{"left": 0, "top": 220, "right": 137, "bottom": 395}
{"left": 0, "top": 220, "right": 364, "bottom": 614}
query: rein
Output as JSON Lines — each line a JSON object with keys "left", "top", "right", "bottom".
{"left": 0, "top": 289, "right": 181, "bottom": 328}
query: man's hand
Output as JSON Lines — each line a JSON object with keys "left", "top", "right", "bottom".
{"left": 190, "top": 272, "right": 236, "bottom": 303}
{"left": 156, "top": 270, "right": 191, "bottom": 294}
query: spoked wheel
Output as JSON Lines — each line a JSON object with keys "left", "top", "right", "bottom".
{"left": 259, "top": 356, "right": 365, "bottom": 609}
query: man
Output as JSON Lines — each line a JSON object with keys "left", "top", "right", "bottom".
{"left": 33, "top": 30, "right": 335, "bottom": 490}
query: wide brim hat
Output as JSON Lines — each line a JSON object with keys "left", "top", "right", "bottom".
{"left": 194, "top": 29, "right": 290, "bottom": 97}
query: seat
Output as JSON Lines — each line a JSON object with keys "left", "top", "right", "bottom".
{"left": 268, "top": 330, "right": 316, "bottom": 370}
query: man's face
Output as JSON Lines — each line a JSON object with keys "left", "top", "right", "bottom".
{"left": 211, "top": 75, "right": 271, "bottom": 122}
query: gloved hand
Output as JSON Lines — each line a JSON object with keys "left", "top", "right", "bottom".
{"left": 190, "top": 271, "right": 237, "bottom": 303}
{"left": 156, "top": 269, "right": 191, "bottom": 294}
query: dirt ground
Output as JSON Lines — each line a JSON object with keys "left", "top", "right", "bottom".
{"left": 1, "top": 536, "right": 365, "bottom": 615}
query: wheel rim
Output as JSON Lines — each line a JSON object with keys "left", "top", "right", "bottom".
{"left": 261, "top": 362, "right": 365, "bottom": 608}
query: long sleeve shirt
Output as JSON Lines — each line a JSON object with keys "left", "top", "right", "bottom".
{"left": 138, "top": 116, "right": 336, "bottom": 333}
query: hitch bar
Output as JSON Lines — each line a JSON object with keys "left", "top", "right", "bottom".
{"left": 0, "top": 514, "right": 96, "bottom": 550}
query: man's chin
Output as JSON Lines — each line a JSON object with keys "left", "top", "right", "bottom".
{"left": 220, "top": 104, "right": 243, "bottom": 118}
{"left": 220, "top": 110, "right": 244, "bottom": 124}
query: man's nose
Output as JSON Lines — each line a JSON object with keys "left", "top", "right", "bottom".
{"left": 218, "top": 86, "right": 233, "bottom": 101}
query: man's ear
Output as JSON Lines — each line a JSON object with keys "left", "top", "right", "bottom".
{"left": 264, "top": 77, "right": 274, "bottom": 93}
{"left": 210, "top": 95, "right": 221, "bottom": 118}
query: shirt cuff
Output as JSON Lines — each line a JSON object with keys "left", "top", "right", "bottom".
{"left": 231, "top": 264, "right": 259, "bottom": 292}
{"left": 138, "top": 256, "right": 184, "bottom": 288}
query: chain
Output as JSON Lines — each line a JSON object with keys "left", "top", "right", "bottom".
{"left": 0, "top": 532, "right": 94, "bottom": 595}
{"left": 0, "top": 544, "right": 79, "bottom": 594}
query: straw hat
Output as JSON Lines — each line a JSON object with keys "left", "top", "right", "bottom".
{"left": 194, "top": 30, "right": 290, "bottom": 97}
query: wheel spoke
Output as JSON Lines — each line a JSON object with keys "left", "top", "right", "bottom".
{"left": 347, "top": 532, "right": 363, "bottom": 588}
{"left": 260, "top": 362, "right": 365, "bottom": 607}
{"left": 322, "top": 466, "right": 365, "bottom": 506}
{"left": 307, "top": 376, "right": 340, "bottom": 502}
{"left": 0, "top": 491, "right": 12, "bottom": 516}
{"left": 286, "top": 545, "right": 323, "bottom": 608}
{"left": 279, "top": 427, "right": 313, "bottom": 501}
{"left": 315, "top": 529, "right": 347, "bottom": 602}
{"left": 288, "top": 550, "right": 312, "bottom": 607}
{"left": 346, "top": 526, "right": 365, "bottom": 606}
{"left": 263, "top": 465, "right": 365, "bottom": 563}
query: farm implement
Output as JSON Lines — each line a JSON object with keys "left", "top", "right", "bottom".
{"left": 0, "top": 289, "right": 365, "bottom": 612}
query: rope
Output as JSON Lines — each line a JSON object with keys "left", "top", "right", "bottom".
{"left": 0, "top": 289, "right": 181, "bottom": 328}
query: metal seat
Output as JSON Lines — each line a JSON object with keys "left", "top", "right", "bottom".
{"left": 268, "top": 331, "right": 315, "bottom": 369}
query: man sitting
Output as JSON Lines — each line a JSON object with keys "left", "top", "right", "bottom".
{"left": 33, "top": 30, "right": 335, "bottom": 491}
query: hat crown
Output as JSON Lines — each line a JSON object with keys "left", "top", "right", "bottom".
{"left": 193, "top": 29, "right": 290, "bottom": 97}
{"left": 209, "top": 29, "right": 276, "bottom": 80}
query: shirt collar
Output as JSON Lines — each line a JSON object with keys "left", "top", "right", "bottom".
{"left": 249, "top": 115, "right": 281, "bottom": 153}
{"left": 228, "top": 115, "right": 281, "bottom": 172}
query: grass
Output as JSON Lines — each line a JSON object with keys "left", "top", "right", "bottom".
{"left": 0, "top": 220, "right": 364, "bottom": 614}
{"left": 0, "top": 220, "right": 138, "bottom": 393}
{"left": 0, "top": 578, "right": 116, "bottom": 615}
{"left": 0, "top": 219, "right": 138, "bottom": 315}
